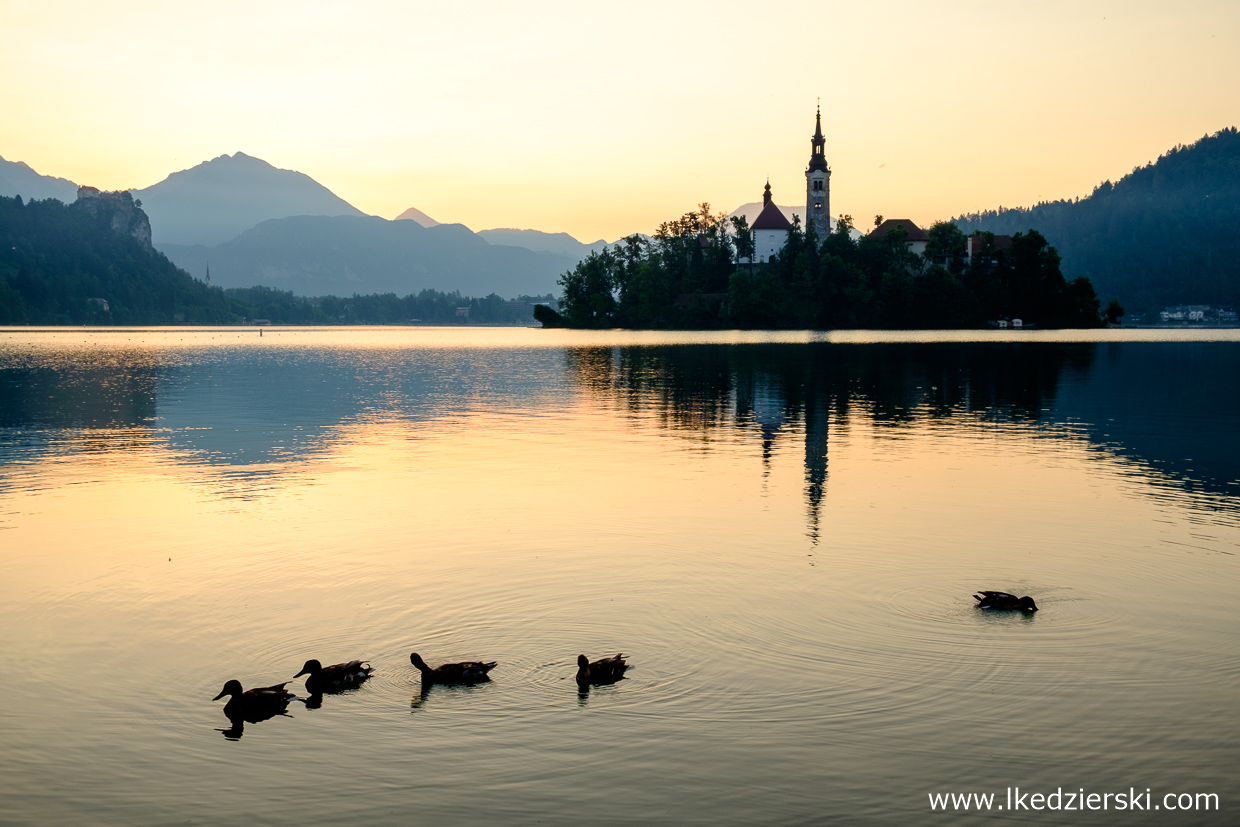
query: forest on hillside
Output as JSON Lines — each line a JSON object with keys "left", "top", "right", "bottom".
{"left": 0, "top": 195, "right": 544, "bottom": 326}
{"left": 953, "top": 127, "right": 1240, "bottom": 314}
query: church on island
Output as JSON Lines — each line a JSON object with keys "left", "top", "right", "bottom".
{"left": 740, "top": 106, "right": 928, "bottom": 264}
{"left": 741, "top": 106, "right": 832, "bottom": 264}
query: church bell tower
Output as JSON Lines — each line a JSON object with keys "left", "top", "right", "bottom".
{"left": 805, "top": 104, "right": 831, "bottom": 242}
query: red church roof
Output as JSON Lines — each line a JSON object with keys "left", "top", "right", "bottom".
{"left": 751, "top": 180, "right": 792, "bottom": 231}
{"left": 752, "top": 200, "right": 791, "bottom": 231}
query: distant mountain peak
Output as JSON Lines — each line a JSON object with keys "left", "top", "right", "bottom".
{"left": 394, "top": 206, "right": 440, "bottom": 227}
{"left": 0, "top": 154, "right": 80, "bottom": 203}
{"left": 133, "top": 152, "right": 366, "bottom": 246}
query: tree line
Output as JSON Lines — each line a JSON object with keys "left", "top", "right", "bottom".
{"left": 0, "top": 194, "right": 545, "bottom": 326}
{"left": 548, "top": 206, "right": 1109, "bottom": 329}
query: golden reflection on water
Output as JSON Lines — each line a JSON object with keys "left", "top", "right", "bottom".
{"left": 0, "top": 329, "right": 1237, "bottom": 825}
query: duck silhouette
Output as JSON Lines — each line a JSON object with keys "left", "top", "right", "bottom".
{"left": 575, "top": 653, "right": 629, "bottom": 686}
{"left": 409, "top": 652, "right": 497, "bottom": 685}
{"left": 974, "top": 591, "right": 1038, "bottom": 612}
{"left": 212, "top": 679, "right": 295, "bottom": 723}
{"left": 293, "top": 659, "right": 374, "bottom": 694}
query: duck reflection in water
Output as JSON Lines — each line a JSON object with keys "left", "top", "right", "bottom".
{"left": 212, "top": 679, "right": 296, "bottom": 740}
{"left": 410, "top": 680, "right": 491, "bottom": 712}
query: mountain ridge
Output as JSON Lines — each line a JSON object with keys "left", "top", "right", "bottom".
{"left": 0, "top": 155, "right": 79, "bottom": 203}
{"left": 953, "top": 126, "right": 1240, "bottom": 311}
{"left": 131, "top": 152, "right": 367, "bottom": 246}
{"left": 158, "top": 214, "right": 576, "bottom": 297}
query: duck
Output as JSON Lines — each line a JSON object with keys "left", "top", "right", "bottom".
{"left": 293, "top": 659, "right": 374, "bottom": 694}
{"left": 409, "top": 652, "right": 497, "bottom": 684}
{"left": 974, "top": 591, "right": 1038, "bottom": 612}
{"left": 576, "top": 653, "right": 629, "bottom": 686}
{"left": 212, "top": 679, "right": 295, "bottom": 721}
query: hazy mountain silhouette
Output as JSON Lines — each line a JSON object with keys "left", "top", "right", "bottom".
{"left": 158, "top": 214, "right": 576, "bottom": 297}
{"left": 131, "top": 152, "right": 366, "bottom": 246}
{"left": 477, "top": 228, "right": 609, "bottom": 258}
{"left": 0, "top": 155, "right": 79, "bottom": 203}
{"left": 954, "top": 127, "right": 1240, "bottom": 311}
{"left": 394, "top": 206, "right": 440, "bottom": 227}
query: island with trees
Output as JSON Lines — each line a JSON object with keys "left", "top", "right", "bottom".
{"left": 546, "top": 207, "right": 1110, "bottom": 330}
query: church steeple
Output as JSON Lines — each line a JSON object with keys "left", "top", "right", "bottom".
{"left": 763, "top": 178, "right": 773, "bottom": 206}
{"left": 805, "top": 103, "right": 831, "bottom": 241}
{"left": 808, "top": 105, "right": 828, "bottom": 173}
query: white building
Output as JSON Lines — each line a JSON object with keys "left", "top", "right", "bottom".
{"left": 747, "top": 181, "right": 791, "bottom": 263}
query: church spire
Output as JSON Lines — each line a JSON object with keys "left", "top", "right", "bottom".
{"left": 804, "top": 103, "right": 831, "bottom": 242}
{"left": 808, "top": 104, "right": 828, "bottom": 172}
{"left": 763, "top": 178, "right": 772, "bottom": 206}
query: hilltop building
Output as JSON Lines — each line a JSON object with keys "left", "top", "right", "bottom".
{"left": 72, "top": 185, "right": 152, "bottom": 250}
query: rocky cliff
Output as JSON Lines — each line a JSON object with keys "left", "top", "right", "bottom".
{"left": 72, "top": 186, "right": 153, "bottom": 250}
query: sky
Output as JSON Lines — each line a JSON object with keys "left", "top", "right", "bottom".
{"left": 2, "top": 0, "right": 1238, "bottom": 241}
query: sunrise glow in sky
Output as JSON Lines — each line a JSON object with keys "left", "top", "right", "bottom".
{"left": 3, "top": 0, "right": 1238, "bottom": 241}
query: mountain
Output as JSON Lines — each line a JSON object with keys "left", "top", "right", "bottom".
{"left": 394, "top": 206, "right": 440, "bottom": 227}
{"left": 728, "top": 201, "right": 805, "bottom": 228}
{"left": 0, "top": 155, "right": 78, "bottom": 203}
{"left": 953, "top": 127, "right": 1240, "bottom": 312}
{"left": 158, "top": 214, "right": 576, "bottom": 297}
{"left": 132, "top": 152, "right": 367, "bottom": 247}
{"left": 0, "top": 192, "right": 237, "bottom": 325}
{"left": 477, "top": 228, "right": 609, "bottom": 258}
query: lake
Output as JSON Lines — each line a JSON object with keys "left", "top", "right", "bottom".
{"left": 0, "top": 327, "right": 1237, "bottom": 825}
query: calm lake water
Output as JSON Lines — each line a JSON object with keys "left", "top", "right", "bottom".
{"left": 1, "top": 327, "right": 1237, "bottom": 825}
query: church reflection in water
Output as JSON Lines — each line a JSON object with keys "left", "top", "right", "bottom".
{"left": 563, "top": 341, "right": 1239, "bottom": 540}
{"left": 2, "top": 338, "right": 1236, "bottom": 531}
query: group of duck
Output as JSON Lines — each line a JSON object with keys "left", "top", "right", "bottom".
{"left": 213, "top": 651, "right": 629, "bottom": 724}
{"left": 215, "top": 591, "right": 1035, "bottom": 727}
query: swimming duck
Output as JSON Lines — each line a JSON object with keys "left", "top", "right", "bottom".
{"left": 293, "top": 659, "right": 374, "bottom": 694}
{"left": 409, "top": 652, "right": 497, "bottom": 684}
{"left": 212, "top": 679, "right": 295, "bottom": 721}
{"left": 974, "top": 591, "right": 1038, "bottom": 612}
{"left": 576, "top": 653, "right": 629, "bottom": 686}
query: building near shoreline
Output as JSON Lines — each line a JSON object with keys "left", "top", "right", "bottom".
{"left": 1159, "top": 304, "right": 1237, "bottom": 323}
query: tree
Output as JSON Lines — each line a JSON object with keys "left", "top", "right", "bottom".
{"left": 533, "top": 304, "right": 565, "bottom": 327}
{"left": 558, "top": 248, "right": 622, "bottom": 328}
{"left": 730, "top": 214, "right": 754, "bottom": 273}
{"left": 924, "top": 221, "right": 969, "bottom": 276}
